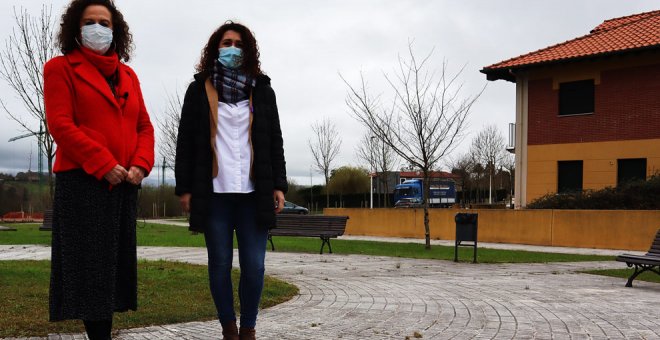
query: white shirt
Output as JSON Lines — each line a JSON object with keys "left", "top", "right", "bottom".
{"left": 212, "top": 99, "right": 254, "bottom": 193}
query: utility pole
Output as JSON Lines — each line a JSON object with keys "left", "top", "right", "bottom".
{"left": 161, "top": 157, "right": 166, "bottom": 187}
{"left": 161, "top": 157, "right": 166, "bottom": 217}
{"left": 9, "top": 125, "right": 45, "bottom": 201}
{"left": 370, "top": 136, "right": 376, "bottom": 209}
{"left": 310, "top": 165, "right": 313, "bottom": 214}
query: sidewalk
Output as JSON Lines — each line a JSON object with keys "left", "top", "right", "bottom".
{"left": 338, "top": 235, "right": 644, "bottom": 256}
{"left": 1, "top": 244, "right": 658, "bottom": 339}
{"left": 147, "top": 218, "right": 644, "bottom": 256}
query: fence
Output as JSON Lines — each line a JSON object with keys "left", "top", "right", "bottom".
{"left": 324, "top": 208, "right": 660, "bottom": 251}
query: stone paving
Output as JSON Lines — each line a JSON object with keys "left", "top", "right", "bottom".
{"left": 1, "top": 244, "right": 658, "bottom": 340}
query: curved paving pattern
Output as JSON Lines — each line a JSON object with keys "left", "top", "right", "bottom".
{"left": 1, "top": 245, "right": 659, "bottom": 339}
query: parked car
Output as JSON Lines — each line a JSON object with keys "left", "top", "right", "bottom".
{"left": 281, "top": 201, "right": 309, "bottom": 215}
{"left": 394, "top": 197, "right": 423, "bottom": 208}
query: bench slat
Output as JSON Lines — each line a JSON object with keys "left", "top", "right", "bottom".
{"left": 615, "top": 229, "right": 660, "bottom": 287}
{"left": 269, "top": 215, "right": 349, "bottom": 254}
{"left": 270, "top": 230, "right": 343, "bottom": 236}
{"left": 616, "top": 254, "right": 660, "bottom": 266}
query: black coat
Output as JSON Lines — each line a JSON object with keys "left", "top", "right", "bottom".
{"left": 175, "top": 73, "right": 287, "bottom": 232}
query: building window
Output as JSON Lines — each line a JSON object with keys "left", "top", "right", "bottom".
{"left": 559, "top": 79, "right": 594, "bottom": 115}
{"left": 557, "top": 160, "right": 583, "bottom": 193}
{"left": 617, "top": 158, "right": 647, "bottom": 185}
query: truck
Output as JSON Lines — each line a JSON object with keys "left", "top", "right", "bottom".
{"left": 393, "top": 179, "right": 456, "bottom": 208}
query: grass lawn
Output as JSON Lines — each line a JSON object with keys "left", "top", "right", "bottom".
{"left": 270, "top": 236, "right": 613, "bottom": 263}
{"left": 581, "top": 268, "right": 660, "bottom": 284}
{"left": 0, "top": 260, "right": 298, "bottom": 338}
{"left": 0, "top": 222, "right": 206, "bottom": 247}
{"left": 0, "top": 222, "right": 614, "bottom": 263}
{"left": 0, "top": 223, "right": 52, "bottom": 245}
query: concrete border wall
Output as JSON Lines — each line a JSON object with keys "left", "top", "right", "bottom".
{"left": 324, "top": 208, "right": 660, "bottom": 251}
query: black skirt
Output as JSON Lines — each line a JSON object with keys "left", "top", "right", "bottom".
{"left": 49, "top": 170, "right": 139, "bottom": 321}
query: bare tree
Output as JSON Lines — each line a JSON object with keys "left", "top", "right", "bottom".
{"left": 470, "top": 124, "right": 506, "bottom": 204}
{"left": 308, "top": 118, "right": 342, "bottom": 208}
{"left": 155, "top": 89, "right": 183, "bottom": 170}
{"left": 356, "top": 134, "right": 378, "bottom": 176}
{"left": 500, "top": 152, "right": 515, "bottom": 206}
{"left": 356, "top": 132, "right": 399, "bottom": 207}
{"left": 343, "top": 44, "right": 483, "bottom": 249}
{"left": 0, "top": 6, "right": 58, "bottom": 199}
{"left": 448, "top": 152, "right": 476, "bottom": 206}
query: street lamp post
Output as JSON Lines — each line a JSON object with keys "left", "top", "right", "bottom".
{"left": 309, "top": 165, "right": 313, "bottom": 213}
{"left": 370, "top": 136, "right": 377, "bottom": 209}
{"left": 370, "top": 174, "right": 373, "bottom": 209}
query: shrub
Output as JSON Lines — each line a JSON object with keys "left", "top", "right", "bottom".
{"left": 527, "top": 174, "right": 660, "bottom": 210}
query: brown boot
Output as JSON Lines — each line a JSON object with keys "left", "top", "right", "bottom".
{"left": 221, "top": 321, "right": 239, "bottom": 340}
{"left": 239, "top": 327, "right": 256, "bottom": 340}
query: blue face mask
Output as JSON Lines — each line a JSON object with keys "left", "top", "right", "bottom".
{"left": 218, "top": 46, "right": 242, "bottom": 69}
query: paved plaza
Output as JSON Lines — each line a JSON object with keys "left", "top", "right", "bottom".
{"left": 1, "top": 243, "right": 658, "bottom": 339}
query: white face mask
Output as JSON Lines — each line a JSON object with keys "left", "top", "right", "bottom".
{"left": 80, "top": 23, "right": 113, "bottom": 55}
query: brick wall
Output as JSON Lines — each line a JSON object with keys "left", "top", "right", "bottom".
{"left": 528, "top": 63, "right": 660, "bottom": 145}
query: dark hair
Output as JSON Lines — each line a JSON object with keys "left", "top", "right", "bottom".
{"left": 196, "top": 21, "right": 262, "bottom": 78}
{"left": 57, "top": 0, "right": 133, "bottom": 61}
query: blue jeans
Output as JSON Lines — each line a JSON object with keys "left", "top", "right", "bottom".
{"left": 204, "top": 192, "right": 268, "bottom": 328}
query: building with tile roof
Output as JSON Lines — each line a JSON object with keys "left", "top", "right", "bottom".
{"left": 481, "top": 10, "right": 660, "bottom": 208}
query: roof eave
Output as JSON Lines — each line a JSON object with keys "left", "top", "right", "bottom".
{"left": 481, "top": 44, "right": 660, "bottom": 83}
{"left": 480, "top": 68, "right": 516, "bottom": 82}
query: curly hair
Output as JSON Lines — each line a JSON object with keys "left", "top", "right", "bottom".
{"left": 57, "top": 0, "right": 133, "bottom": 61}
{"left": 196, "top": 21, "right": 262, "bottom": 79}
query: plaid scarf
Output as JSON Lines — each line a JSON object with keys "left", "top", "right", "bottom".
{"left": 212, "top": 59, "right": 255, "bottom": 104}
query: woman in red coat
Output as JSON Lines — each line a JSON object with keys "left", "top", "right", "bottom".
{"left": 44, "top": 1, "right": 154, "bottom": 338}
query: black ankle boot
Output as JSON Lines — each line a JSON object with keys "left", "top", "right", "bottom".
{"left": 83, "top": 319, "right": 112, "bottom": 340}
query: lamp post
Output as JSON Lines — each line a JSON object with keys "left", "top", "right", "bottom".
{"left": 502, "top": 167, "right": 513, "bottom": 208}
{"left": 370, "top": 173, "right": 373, "bottom": 209}
{"left": 310, "top": 165, "right": 313, "bottom": 213}
{"left": 370, "top": 136, "right": 377, "bottom": 209}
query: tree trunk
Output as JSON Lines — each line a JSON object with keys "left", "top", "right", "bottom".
{"left": 47, "top": 156, "right": 54, "bottom": 208}
{"left": 489, "top": 170, "right": 492, "bottom": 204}
{"left": 383, "top": 176, "right": 390, "bottom": 208}
{"left": 325, "top": 175, "right": 330, "bottom": 208}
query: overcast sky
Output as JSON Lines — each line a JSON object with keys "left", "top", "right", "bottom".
{"left": 0, "top": 0, "right": 657, "bottom": 185}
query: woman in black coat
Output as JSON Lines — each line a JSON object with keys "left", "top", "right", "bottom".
{"left": 175, "top": 21, "right": 287, "bottom": 340}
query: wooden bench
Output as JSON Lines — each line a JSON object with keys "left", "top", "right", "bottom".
{"left": 269, "top": 215, "right": 349, "bottom": 254}
{"left": 615, "top": 229, "right": 660, "bottom": 287}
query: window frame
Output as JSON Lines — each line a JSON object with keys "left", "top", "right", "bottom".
{"left": 617, "top": 158, "right": 647, "bottom": 186}
{"left": 557, "top": 160, "right": 584, "bottom": 193}
{"left": 558, "top": 79, "right": 595, "bottom": 117}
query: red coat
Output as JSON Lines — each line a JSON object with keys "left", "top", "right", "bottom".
{"left": 44, "top": 49, "right": 154, "bottom": 180}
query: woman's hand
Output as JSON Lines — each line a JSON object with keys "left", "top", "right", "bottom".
{"left": 180, "top": 193, "right": 192, "bottom": 213}
{"left": 273, "top": 190, "right": 285, "bottom": 213}
{"left": 126, "top": 166, "right": 146, "bottom": 185}
{"left": 103, "top": 164, "right": 128, "bottom": 186}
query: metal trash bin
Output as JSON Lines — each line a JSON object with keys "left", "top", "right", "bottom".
{"left": 40, "top": 209, "right": 53, "bottom": 231}
{"left": 454, "top": 213, "right": 478, "bottom": 263}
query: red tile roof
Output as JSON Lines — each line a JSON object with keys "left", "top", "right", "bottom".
{"left": 481, "top": 10, "right": 660, "bottom": 81}
{"left": 591, "top": 10, "right": 659, "bottom": 33}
